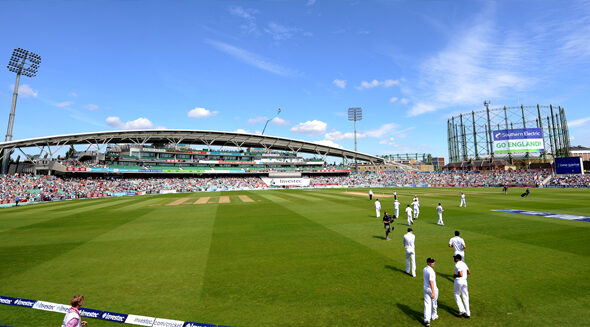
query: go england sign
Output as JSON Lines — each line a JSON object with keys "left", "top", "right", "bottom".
{"left": 493, "top": 128, "right": 544, "bottom": 155}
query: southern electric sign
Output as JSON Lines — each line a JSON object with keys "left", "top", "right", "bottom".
{"left": 493, "top": 128, "right": 544, "bottom": 156}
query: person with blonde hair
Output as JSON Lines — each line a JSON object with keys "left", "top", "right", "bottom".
{"left": 61, "top": 294, "right": 88, "bottom": 327}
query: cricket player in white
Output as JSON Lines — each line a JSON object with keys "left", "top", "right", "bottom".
{"left": 453, "top": 254, "right": 471, "bottom": 318}
{"left": 369, "top": 189, "right": 373, "bottom": 200}
{"left": 412, "top": 199, "right": 420, "bottom": 219}
{"left": 394, "top": 199, "right": 400, "bottom": 219}
{"left": 403, "top": 228, "right": 416, "bottom": 277}
{"left": 449, "top": 230, "right": 466, "bottom": 261}
{"left": 423, "top": 257, "right": 438, "bottom": 326}
{"left": 375, "top": 199, "right": 381, "bottom": 218}
{"left": 405, "top": 204, "right": 413, "bottom": 225}
{"left": 436, "top": 203, "right": 444, "bottom": 225}
{"left": 460, "top": 192, "right": 466, "bottom": 207}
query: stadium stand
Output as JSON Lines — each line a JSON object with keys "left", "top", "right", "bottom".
{"left": 2, "top": 170, "right": 578, "bottom": 206}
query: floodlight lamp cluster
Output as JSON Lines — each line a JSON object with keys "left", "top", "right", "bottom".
{"left": 7, "top": 48, "right": 41, "bottom": 77}
{"left": 348, "top": 107, "right": 362, "bottom": 121}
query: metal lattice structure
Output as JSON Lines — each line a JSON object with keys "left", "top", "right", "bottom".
{"left": 447, "top": 104, "right": 570, "bottom": 163}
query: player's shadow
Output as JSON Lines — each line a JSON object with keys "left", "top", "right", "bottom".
{"left": 384, "top": 264, "right": 407, "bottom": 275}
{"left": 437, "top": 272, "right": 454, "bottom": 283}
{"left": 372, "top": 235, "right": 386, "bottom": 240}
{"left": 437, "top": 301, "right": 462, "bottom": 317}
{"left": 396, "top": 303, "right": 423, "bottom": 324}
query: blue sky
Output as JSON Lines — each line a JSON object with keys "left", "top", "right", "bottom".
{"left": 1, "top": 0, "right": 590, "bottom": 159}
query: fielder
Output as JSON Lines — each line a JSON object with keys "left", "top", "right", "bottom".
{"left": 369, "top": 189, "right": 373, "bottom": 200}
{"left": 449, "top": 231, "right": 466, "bottom": 261}
{"left": 405, "top": 204, "right": 413, "bottom": 226}
{"left": 375, "top": 199, "right": 381, "bottom": 218}
{"left": 403, "top": 228, "right": 416, "bottom": 277}
{"left": 393, "top": 191, "right": 397, "bottom": 200}
{"left": 394, "top": 199, "right": 400, "bottom": 219}
{"left": 460, "top": 192, "right": 466, "bottom": 207}
{"left": 436, "top": 203, "right": 444, "bottom": 226}
{"left": 423, "top": 257, "right": 438, "bottom": 326}
{"left": 453, "top": 254, "right": 471, "bottom": 318}
{"left": 412, "top": 199, "right": 420, "bottom": 219}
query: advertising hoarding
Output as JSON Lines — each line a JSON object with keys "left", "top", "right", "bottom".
{"left": 493, "top": 128, "right": 544, "bottom": 156}
{"left": 555, "top": 157, "right": 584, "bottom": 174}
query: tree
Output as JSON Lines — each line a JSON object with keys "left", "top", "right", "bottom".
{"left": 65, "top": 145, "right": 75, "bottom": 159}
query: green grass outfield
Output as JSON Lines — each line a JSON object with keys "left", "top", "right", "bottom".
{"left": 1, "top": 187, "right": 590, "bottom": 327}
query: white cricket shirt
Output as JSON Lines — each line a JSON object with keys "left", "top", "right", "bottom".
{"left": 423, "top": 266, "right": 437, "bottom": 290}
{"left": 403, "top": 232, "right": 415, "bottom": 253}
{"left": 405, "top": 207, "right": 413, "bottom": 216}
{"left": 454, "top": 261, "right": 469, "bottom": 282}
{"left": 449, "top": 236, "right": 466, "bottom": 254}
{"left": 436, "top": 205, "right": 443, "bottom": 214}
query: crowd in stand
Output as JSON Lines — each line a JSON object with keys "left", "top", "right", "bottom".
{"left": 546, "top": 174, "right": 590, "bottom": 187}
{"left": 0, "top": 171, "right": 586, "bottom": 204}
{"left": 0, "top": 175, "right": 266, "bottom": 204}
{"left": 310, "top": 171, "right": 551, "bottom": 187}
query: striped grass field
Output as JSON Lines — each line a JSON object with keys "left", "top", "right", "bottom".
{"left": 1, "top": 187, "right": 589, "bottom": 326}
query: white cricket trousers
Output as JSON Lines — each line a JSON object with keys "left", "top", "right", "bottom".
{"left": 424, "top": 287, "right": 438, "bottom": 323}
{"left": 437, "top": 213, "right": 444, "bottom": 225}
{"left": 414, "top": 208, "right": 420, "bottom": 218}
{"left": 460, "top": 199, "right": 466, "bottom": 207}
{"left": 454, "top": 280, "right": 470, "bottom": 316}
{"left": 395, "top": 208, "right": 399, "bottom": 218}
{"left": 376, "top": 208, "right": 381, "bottom": 218}
{"left": 407, "top": 214, "right": 413, "bottom": 226}
{"left": 405, "top": 251, "right": 416, "bottom": 276}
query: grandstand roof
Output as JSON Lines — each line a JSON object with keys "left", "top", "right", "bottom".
{"left": 0, "top": 129, "right": 384, "bottom": 163}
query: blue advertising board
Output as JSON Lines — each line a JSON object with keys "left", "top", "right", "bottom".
{"left": 555, "top": 157, "right": 584, "bottom": 174}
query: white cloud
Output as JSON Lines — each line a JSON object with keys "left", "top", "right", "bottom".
{"left": 383, "top": 79, "right": 400, "bottom": 87}
{"left": 379, "top": 137, "right": 397, "bottom": 146}
{"left": 400, "top": 98, "right": 409, "bottom": 104}
{"left": 248, "top": 116, "right": 267, "bottom": 124}
{"left": 188, "top": 107, "right": 218, "bottom": 118}
{"left": 84, "top": 104, "right": 99, "bottom": 111}
{"left": 234, "top": 128, "right": 251, "bottom": 134}
{"left": 561, "top": 28, "right": 590, "bottom": 59}
{"left": 324, "top": 130, "right": 365, "bottom": 141}
{"left": 306, "top": 0, "right": 317, "bottom": 5}
{"left": 364, "top": 123, "right": 399, "bottom": 138}
{"left": 56, "top": 101, "right": 74, "bottom": 108}
{"left": 10, "top": 84, "right": 38, "bottom": 98}
{"left": 407, "top": 18, "right": 532, "bottom": 116}
{"left": 229, "top": 6, "right": 257, "bottom": 20}
{"left": 568, "top": 117, "right": 590, "bottom": 127}
{"left": 333, "top": 79, "right": 347, "bottom": 89}
{"left": 356, "top": 79, "right": 400, "bottom": 90}
{"left": 106, "top": 116, "right": 155, "bottom": 130}
{"left": 229, "top": 6, "right": 258, "bottom": 34}
{"left": 272, "top": 117, "right": 290, "bottom": 126}
{"left": 265, "top": 22, "right": 299, "bottom": 41}
{"left": 206, "top": 39, "right": 293, "bottom": 76}
{"left": 389, "top": 97, "right": 398, "bottom": 103}
{"left": 408, "top": 103, "right": 436, "bottom": 116}
{"left": 69, "top": 92, "right": 78, "bottom": 97}
{"left": 313, "top": 140, "right": 343, "bottom": 149}
{"left": 290, "top": 120, "right": 327, "bottom": 134}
